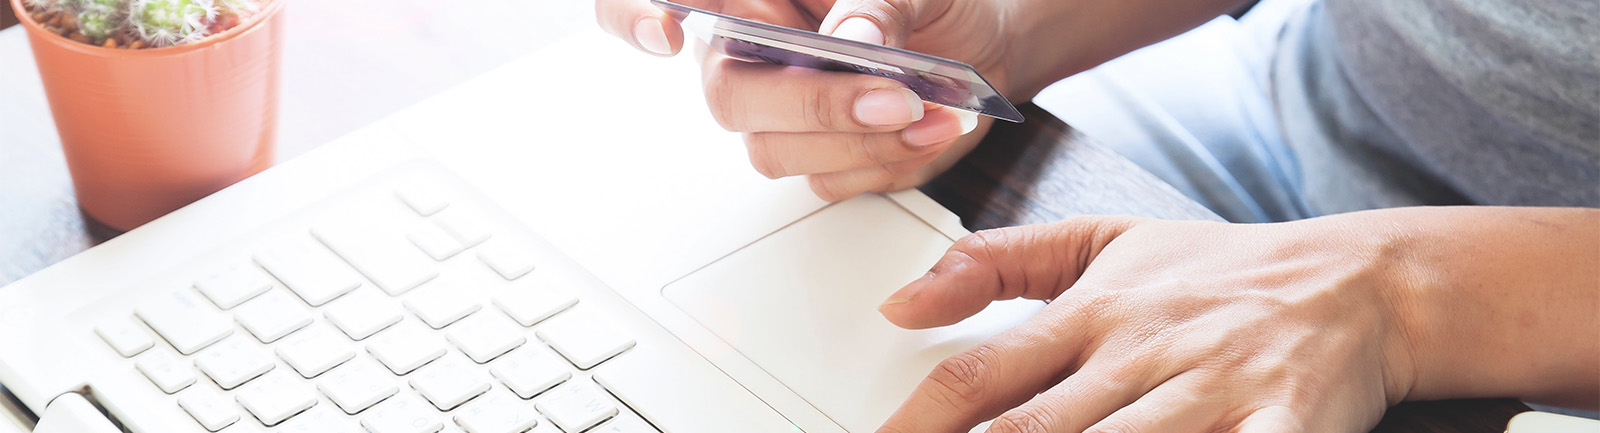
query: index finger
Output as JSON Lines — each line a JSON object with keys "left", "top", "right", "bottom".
{"left": 875, "top": 314, "right": 1085, "bottom": 433}
{"left": 596, "top": 0, "right": 709, "bottom": 56}
{"left": 878, "top": 216, "right": 1140, "bottom": 329}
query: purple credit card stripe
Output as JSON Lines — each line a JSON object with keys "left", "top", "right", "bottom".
{"left": 652, "top": 0, "right": 1023, "bottom": 123}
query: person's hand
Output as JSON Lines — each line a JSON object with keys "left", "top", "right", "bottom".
{"left": 874, "top": 215, "right": 1423, "bottom": 432}
{"left": 595, "top": 0, "right": 1021, "bottom": 201}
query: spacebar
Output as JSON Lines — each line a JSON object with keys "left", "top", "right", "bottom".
{"left": 592, "top": 347, "right": 792, "bottom": 432}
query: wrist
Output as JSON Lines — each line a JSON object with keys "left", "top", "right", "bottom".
{"left": 1347, "top": 207, "right": 1600, "bottom": 407}
{"left": 998, "top": 0, "right": 1078, "bottom": 100}
{"left": 1367, "top": 220, "right": 1432, "bottom": 405}
{"left": 998, "top": 0, "right": 1255, "bottom": 100}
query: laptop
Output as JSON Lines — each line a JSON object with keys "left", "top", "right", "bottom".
{"left": 0, "top": 29, "right": 1041, "bottom": 433}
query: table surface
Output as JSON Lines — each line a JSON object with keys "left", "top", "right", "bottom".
{"left": 0, "top": 0, "right": 1528, "bottom": 431}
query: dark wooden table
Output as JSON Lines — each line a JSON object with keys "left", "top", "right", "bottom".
{"left": 0, "top": 0, "right": 1528, "bottom": 431}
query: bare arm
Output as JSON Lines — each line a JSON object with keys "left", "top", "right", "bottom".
{"left": 1001, "top": 0, "right": 1251, "bottom": 99}
{"left": 874, "top": 206, "right": 1598, "bottom": 432}
{"left": 1388, "top": 206, "right": 1600, "bottom": 407}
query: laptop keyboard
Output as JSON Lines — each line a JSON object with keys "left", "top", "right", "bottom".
{"left": 90, "top": 177, "right": 658, "bottom": 433}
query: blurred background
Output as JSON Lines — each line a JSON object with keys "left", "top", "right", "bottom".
{"left": 0, "top": 0, "right": 590, "bottom": 285}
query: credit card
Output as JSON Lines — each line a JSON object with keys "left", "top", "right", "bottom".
{"left": 653, "top": 0, "right": 1024, "bottom": 123}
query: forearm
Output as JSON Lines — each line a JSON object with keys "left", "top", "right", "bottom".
{"left": 1001, "top": 0, "right": 1249, "bottom": 99}
{"left": 1377, "top": 206, "right": 1600, "bottom": 407}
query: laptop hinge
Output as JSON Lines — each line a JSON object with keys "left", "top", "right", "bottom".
{"left": 0, "top": 385, "right": 34, "bottom": 432}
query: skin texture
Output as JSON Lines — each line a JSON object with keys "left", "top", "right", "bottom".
{"left": 594, "top": 1, "right": 1600, "bottom": 431}
{"left": 875, "top": 207, "right": 1598, "bottom": 432}
{"left": 598, "top": 0, "right": 1022, "bottom": 201}
{"left": 594, "top": 0, "right": 1250, "bottom": 202}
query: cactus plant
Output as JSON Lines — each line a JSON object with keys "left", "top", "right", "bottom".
{"left": 129, "top": 0, "right": 216, "bottom": 47}
{"left": 76, "top": 0, "right": 125, "bottom": 43}
{"left": 21, "top": 0, "right": 269, "bottom": 48}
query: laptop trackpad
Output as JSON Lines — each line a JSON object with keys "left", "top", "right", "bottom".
{"left": 662, "top": 194, "right": 1043, "bottom": 432}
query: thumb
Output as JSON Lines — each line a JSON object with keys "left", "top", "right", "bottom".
{"left": 878, "top": 216, "right": 1140, "bottom": 329}
{"left": 818, "top": 0, "right": 952, "bottom": 47}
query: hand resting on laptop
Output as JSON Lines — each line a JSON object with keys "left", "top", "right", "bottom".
{"left": 871, "top": 207, "right": 1598, "bottom": 432}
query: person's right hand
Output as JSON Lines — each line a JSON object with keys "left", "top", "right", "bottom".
{"left": 595, "top": 0, "right": 1023, "bottom": 201}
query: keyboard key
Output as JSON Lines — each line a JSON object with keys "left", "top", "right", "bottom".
{"left": 235, "top": 370, "right": 318, "bottom": 426}
{"left": 255, "top": 237, "right": 363, "bottom": 306}
{"left": 178, "top": 386, "right": 240, "bottom": 431}
{"left": 194, "top": 334, "right": 275, "bottom": 390}
{"left": 318, "top": 357, "right": 399, "bottom": 414}
{"left": 275, "top": 323, "right": 356, "bottom": 378}
{"left": 489, "top": 345, "right": 571, "bottom": 399}
{"left": 323, "top": 288, "right": 404, "bottom": 340}
{"left": 433, "top": 209, "right": 492, "bottom": 248}
{"left": 136, "top": 349, "right": 197, "bottom": 393}
{"left": 452, "top": 388, "right": 538, "bottom": 433}
{"left": 535, "top": 381, "right": 618, "bottom": 433}
{"left": 446, "top": 311, "right": 526, "bottom": 363}
{"left": 314, "top": 221, "right": 439, "bottom": 296}
{"left": 492, "top": 282, "right": 576, "bottom": 327}
{"left": 278, "top": 405, "right": 364, "bottom": 433}
{"left": 475, "top": 241, "right": 535, "bottom": 280}
{"left": 409, "top": 352, "right": 492, "bottom": 411}
{"left": 194, "top": 263, "right": 273, "bottom": 310}
{"left": 219, "top": 422, "right": 266, "bottom": 433}
{"left": 529, "top": 423, "right": 562, "bottom": 433}
{"left": 409, "top": 224, "right": 467, "bottom": 261}
{"left": 404, "top": 282, "right": 482, "bottom": 329}
{"left": 366, "top": 320, "right": 447, "bottom": 375}
{"left": 592, "top": 413, "right": 660, "bottom": 433}
{"left": 396, "top": 185, "right": 449, "bottom": 216}
{"left": 536, "top": 308, "right": 635, "bottom": 369}
{"left": 233, "top": 289, "right": 312, "bottom": 343}
{"left": 362, "top": 392, "right": 444, "bottom": 433}
{"left": 135, "top": 290, "right": 234, "bottom": 355}
{"left": 95, "top": 317, "right": 155, "bottom": 357}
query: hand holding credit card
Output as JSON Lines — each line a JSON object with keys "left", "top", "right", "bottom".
{"left": 652, "top": 0, "right": 1024, "bottom": 123}
{"left": 597, "top": 0, "right": 1019, "bottom": 201}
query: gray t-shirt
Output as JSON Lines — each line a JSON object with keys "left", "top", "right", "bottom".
{"left": 1274, "top": 0, "right": 1599, "bottom": 213}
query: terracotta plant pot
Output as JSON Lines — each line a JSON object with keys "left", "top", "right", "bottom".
{"left": 13, "top": 0, "right": 285, "bottom": 231}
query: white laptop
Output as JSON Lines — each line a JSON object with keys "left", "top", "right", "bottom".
{"left": 0, "top": 29, "right": 1041, "bottom": 433}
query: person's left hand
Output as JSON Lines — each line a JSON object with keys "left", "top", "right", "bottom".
{"left": 874, "top": 215, "right": 1421, "bottom": 433}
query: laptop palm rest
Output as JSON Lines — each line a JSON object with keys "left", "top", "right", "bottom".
{"left": 663, "top": 194, "right": 1043, "bottom": 432}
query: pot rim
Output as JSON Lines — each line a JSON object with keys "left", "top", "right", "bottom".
{"left": 9, "top": 0, "right": 285, "bottom": 57}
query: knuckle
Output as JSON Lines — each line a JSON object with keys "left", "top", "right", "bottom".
{"left": 990, "top": 406, "right": 1055, "bottom": 433}
{"left": 806, "top": 175, "right": 848, "bottom": 202}
{"left": 875, "top": 158, "right": 915, "bottom": 179}
{"left": 927, "top": 346, "right": 997, "bottom": 404}
{"left": 703, "top": 69, "right": 741, "bottom": 131}
{"left": 955, "top": 228, "right": 1015, "bottom": 266}
{"left": 857, "top": 0, "right": 917, "bottom": 42}
{"left": 853, "top": 134, "right": 887, "bottom": 166}
{"left": 1085, "top": 416, "right": 1141, "bottom": 433}
{"left": 952, "top": 229, "right": 999, "bottom": 257}
{"left": 804, "top": 87, "right": 840, "bottom": 131}
{"left": 743, "top": 134, "right": 784, "bottom": 179}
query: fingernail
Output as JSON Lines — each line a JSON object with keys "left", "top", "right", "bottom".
{"left": 901, "top": 112, "right": 963, "bottom": 148}
{"left": 879, "top": 273, "right": 930, "bottom": 309}
{"left": 831, "top": 16, "right": 884, "bottom": 45}
{"left": 878, "top": 298, "right": 913, "bottom": 310}
{"left": 855, "top": 88, "right": 923, "bottom": 126}
{"left": 634, "top": 18, "right": 671, "bottom": 56}
{"left": 956, "top": 109, "right": 979, "bottom": 134}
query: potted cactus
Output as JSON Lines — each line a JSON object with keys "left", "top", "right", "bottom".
{"left": 13, "top": 0, "right": 285, "bottom": 231}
